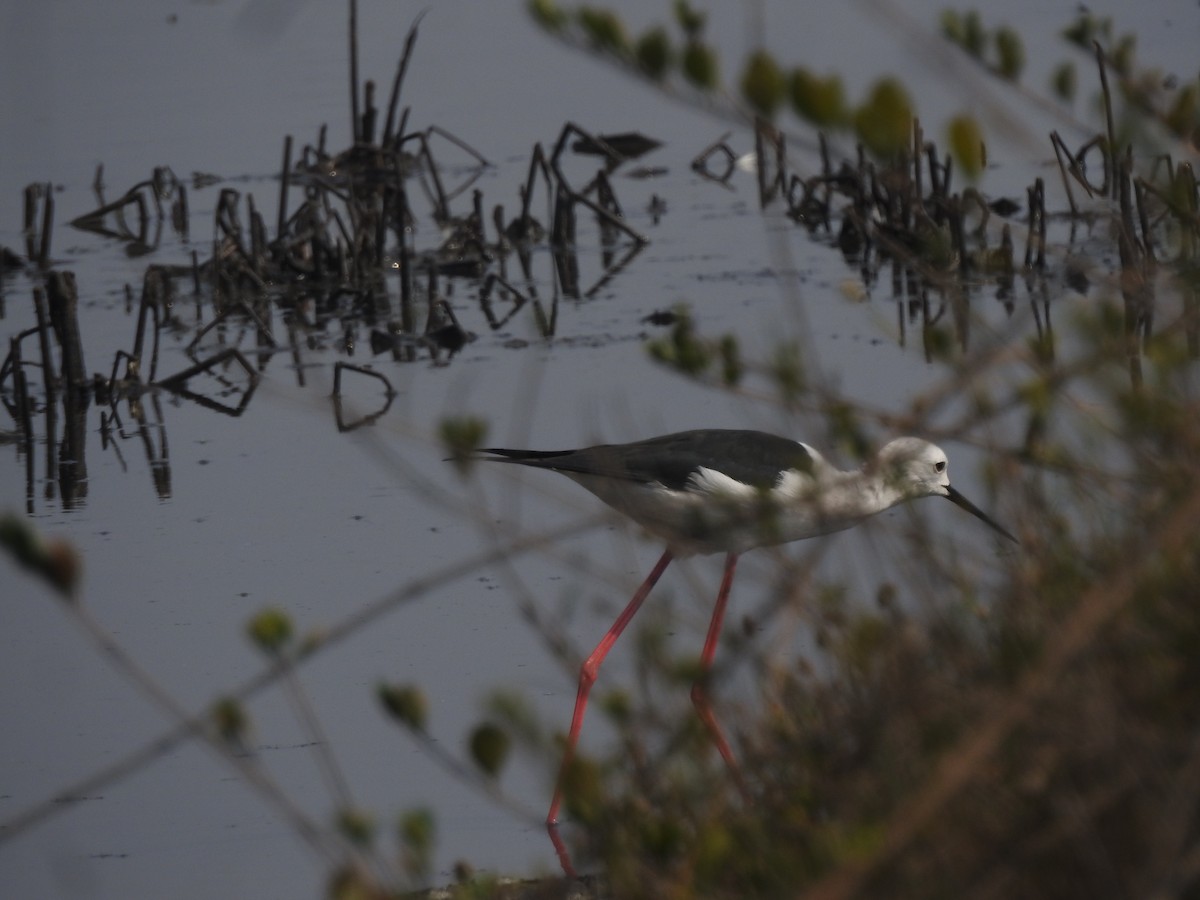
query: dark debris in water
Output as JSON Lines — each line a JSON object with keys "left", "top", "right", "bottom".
{"left": 641, "top": 309, "right": 680, "bottom": 327}
{"left": 570, "top": 130, "right": 662, "bottom": 163}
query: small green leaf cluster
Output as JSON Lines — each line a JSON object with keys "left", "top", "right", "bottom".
{"left": 247, "top": 607, "right": 294, "bottom": 656}
{"left": 398, "top": 807, "right": 436, "bottom": 882}
{"left": 646, "top": 306, "right": 742, "bottom": 386}
{"left": 941, "top": 10, "right": 1025, "bottom": 81}
{"left": 440, "top": 416, "right": 489, "bottom": 474}
{"left": 378, "top": 683, "right": 429, "bottom": 731}
{"left": 852, "top": 78, "right": 915, "bottom": 160}
{"left": 1, "top": 513, "right": 81, "bottom": 599}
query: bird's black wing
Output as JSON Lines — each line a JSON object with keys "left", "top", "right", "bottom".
{"left": 481, "top": 429, "right": 814, "bottom": 491}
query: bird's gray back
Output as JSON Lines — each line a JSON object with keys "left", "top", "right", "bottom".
{"left": 483, "top": 429, "right": 816, "bottom": 491}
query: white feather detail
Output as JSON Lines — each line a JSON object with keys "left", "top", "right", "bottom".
{"left": 685, "top": 466, "right": 760, "bottom": 498}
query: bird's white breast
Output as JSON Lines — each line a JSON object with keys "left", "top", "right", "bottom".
{"left": 567, "top": 461, "right": 881, "bottom": 556}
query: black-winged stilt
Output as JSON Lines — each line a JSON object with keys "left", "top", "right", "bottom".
{"left": 478, "top": 429, "right": 1016, "bottom": 825}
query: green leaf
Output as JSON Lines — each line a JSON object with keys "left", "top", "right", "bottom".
{"left": 770, "top": 339, "right": 806, "bottom": 405}
{"left": 682, "top": 40, "right": 719, "bottom": 91}
{"left": 397, "top": 807, "right": 436, "bottom": 880}
{"left": 646, "top": 305, "right": 713, "bottom": 377}
{"left": 469, "top": 722, "right": 510, "bottom": 777}
{"left": 718, "top": 334, "right": 742, "bottom": 386}
{"left": 635, "top": 26, "right": 673, "bottom": 80}
{"left": 673, "top": 0, "right": 707, "bottom": 38}
{"left": 440, "top": 416, "right": 488, "bottom": 474}
{"left": 947, "top": 114, "right": 985, "bottom": 181}
{"left": 962, "top": 10, "right": 986, "bottom": 57}
{"left": 247, "top": 607, "right": 293, "bottom": 655}
{"left": 740, "top": 50, "right": 786, "bottom": 118}
{"left": 0, "top": 513, "right": 81, "bottom": 599}
{"left": 1165, "top": 83, "right": 1199, "bottom": 140}
{"left": 1111, "top": 34, "right": 1136, "bottom": 76}
{"left": 577, "top": 7, "right": 629, "bottom": 55}
{"left": 399, "top": 807, "right": 435, "bottom": 852}
{"left": 853, "top": 77, "right": 913, "bottom": 160}
{"left": 1051, "top": 62, "right": 1076, "bottom": 103}
{"left": 211, "top": 696, "right": 250, "bottom": 747}
{"left": 994, "top": 27, "right": 1024, "bottom": 80}
{"left": 378, "top": 683, "right": 429, "bottom": 731}
{"left": 789, "top": 67, "right": 847, "bottom": 127}
{"left": 336, "top": 807, "right": 376, "bottom": 848}
{"left": 940, "top": 10, "right": 965, "bottom": 45}
{"left": 527, "top": 0, "right": 567, "bottom": 32}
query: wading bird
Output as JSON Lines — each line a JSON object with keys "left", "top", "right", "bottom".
{"left": 477, "top": 429, "right": 1017, "bottom": 826}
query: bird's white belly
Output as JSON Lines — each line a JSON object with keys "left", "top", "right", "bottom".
{"left": 567, "top": 470, "right": 873, "bottom": 556}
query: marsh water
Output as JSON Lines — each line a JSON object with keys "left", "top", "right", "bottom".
{"left": 2, "top": 1, "right": 1197, "bottom": 896}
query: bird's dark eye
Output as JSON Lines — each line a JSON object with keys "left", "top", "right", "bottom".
{"left": 935, "top": 461, "right": 947, "bottom": 473}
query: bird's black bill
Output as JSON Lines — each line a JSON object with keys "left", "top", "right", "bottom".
{"left": 945, "top": 486, "right": 1019, "bottom": 544}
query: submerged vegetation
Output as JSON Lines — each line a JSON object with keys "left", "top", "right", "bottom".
{"left": 4, "top": 1, "right": 1200, "bottom": 897}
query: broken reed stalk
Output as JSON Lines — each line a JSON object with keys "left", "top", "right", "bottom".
{"left": 9, "top": 337, "right": 31, "bottom": 442}
{"left": 381, "top": 10, "right": 426, "bottom": 147}
{"left": 38, "top": 181, "right": 53, "bottom": 267}
{"left": 58, "top": 373, "right": 88, "bottom": 508}
{"left": 412, "top": 132, "right": 451, "bottom": 222}
{"left": 1049, "top": 131, "right": 1079, "bottom": 215}
{"left": 424, "top": 124, "right": 491, "bottom": 171}
{"left": 156, "top": 346, "right": 254, "bottom": 390}
{"left": 472, "top": 188, "right": 488, "bottom": 250}
{"left": 911, "top": 120, "right": 925, "bottom": 207}
{"left": 1116, "top": 149, "right": 1141, "bottom": 274}
{"left": 1094, "top": 40, "right": 1118, "bottom": 201}
{"left": 1024, "top": 178, "right": 1046, "bottom": 269}
{"left": 11, "top": 337, "right": 37, "bottom": 512}
{"left": 551, "top": 182, "right": 575, "bottom": 255}
{"left": 278, "top": 135, "right": 292, "bottom": 239}
{"left": 31, "top": 287, "right": 57, "bottom": 400}
{"left": 22, "top": 185, "right": 38, "bottom": 262}
{"left": 172, "top": 178, "right": 189, "bottom": 240}
{"left": 361, "top": 79, "right": 377, "bottom": 145}
{"left": 46, "top": 272, "right": 87, "bottom": 390}
{"left": 133, "top": 270, "right": 163, "bottom": 381}
{"left": 691, "top": 133, "right": 736, "bottom": 183}
{"left": 332, "top": 360, "right": 394, "bottom": 399}
{"left": 246, "top": 194, "right": 265, "bottom": 273}
{"left": 191, "top": 249, "right": 202, "bottom": 296}
{"left": 519, "top": 142, "right": 553, "bottom": 223}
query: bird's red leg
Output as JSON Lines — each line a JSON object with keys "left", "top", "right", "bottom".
{"left": 547, "top": 548, "right": 674, "bottom": 826}
{"left": 690, "top": 552, "right": 747, "bottom": 795}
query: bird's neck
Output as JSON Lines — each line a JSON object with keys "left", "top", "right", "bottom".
{"left": 803, "top": 467, "right": 909, "bottom": 523}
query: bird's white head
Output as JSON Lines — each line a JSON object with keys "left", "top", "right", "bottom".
{"left": 875, "top": 437, "right": 951, "bottom": 499}
{"left": 874, "top": 437, "right": 1018, "bottom": 543}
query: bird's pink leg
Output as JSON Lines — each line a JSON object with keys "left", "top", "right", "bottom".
{"left": 547, "top": 548, "right": 674, "bottom": 826}
{"left": 690, "top": 552, "right": 747, "bottom": 793}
